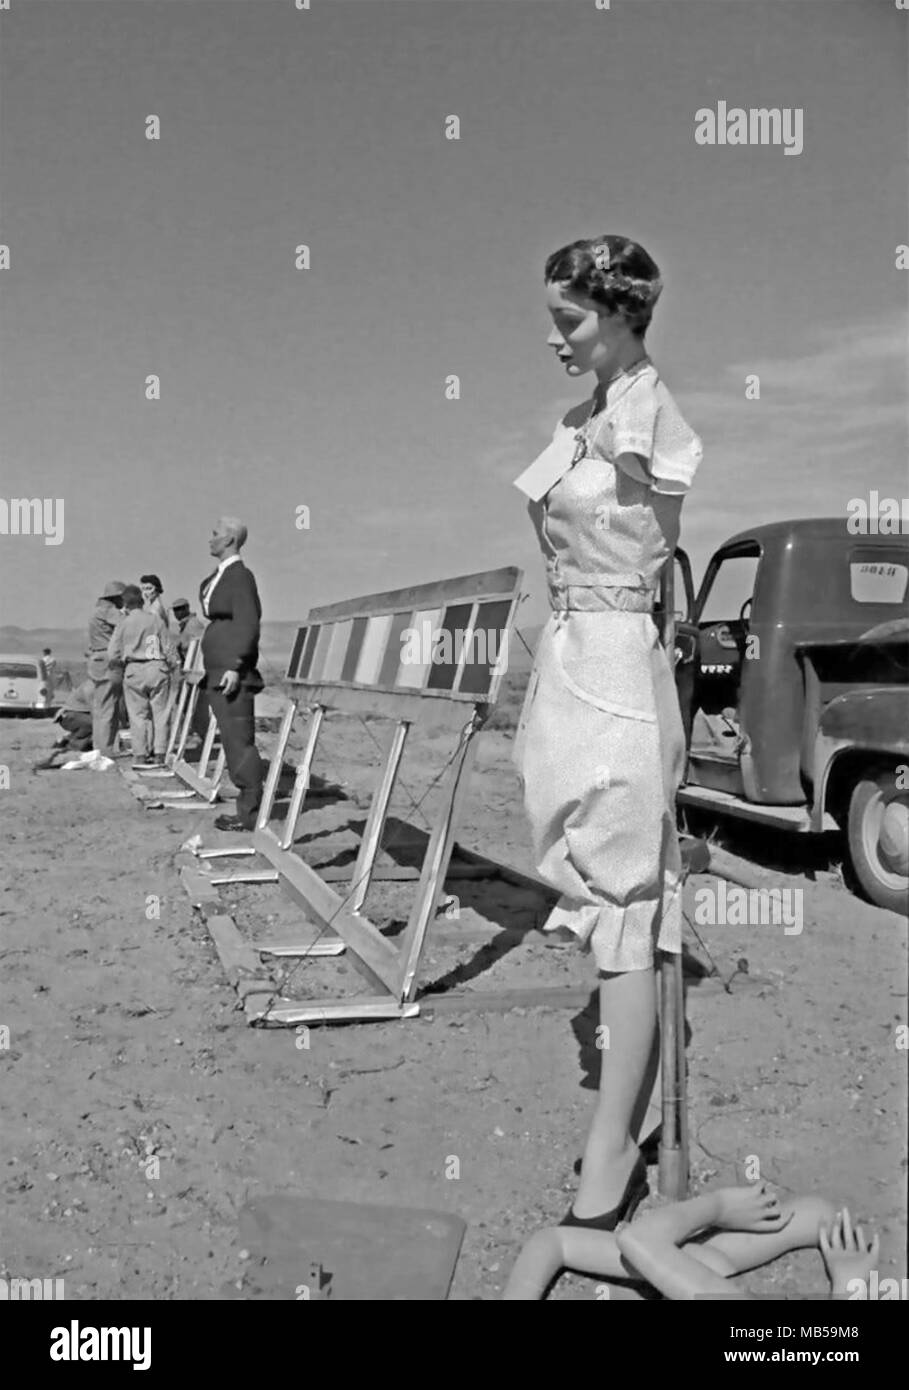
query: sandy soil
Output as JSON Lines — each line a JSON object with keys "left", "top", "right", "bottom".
{"left": 2, "top": 702, "right": 906, "bottom": 1301}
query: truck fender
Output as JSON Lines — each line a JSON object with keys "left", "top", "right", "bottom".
{"left": 813, "top": 688, "right": 909, "bottom": 830}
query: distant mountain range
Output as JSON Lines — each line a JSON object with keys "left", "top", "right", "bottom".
{"left": 0, "top": 621, "right": 306, "bottom": 666}
{"left": 0, "top": 620, "right": 540, "bottom": 673}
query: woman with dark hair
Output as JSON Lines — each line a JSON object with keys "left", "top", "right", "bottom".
{"left": 513, "top": 235, "right": 702, "bottom": 1230}
{"left": 139, "top": 572, "right": 174, "bottom": 725}
{"left": 139, "top": 574, "right": 169, "bottom": 626}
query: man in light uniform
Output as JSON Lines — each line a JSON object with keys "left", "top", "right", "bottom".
{"left": 107, "top": 584, "right": 180, "bottom": 768}
{"left": 170, "top": 598, "right": 207, "bottom": 661}
{"left": 86, "top": 580, "right": 126, "bottom": 756}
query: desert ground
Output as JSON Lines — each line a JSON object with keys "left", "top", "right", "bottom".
{"left": 2, "top": 673, "right": 906, "bottom": 1301}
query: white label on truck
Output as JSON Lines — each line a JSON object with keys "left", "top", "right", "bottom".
{"left": 850, "top": 562, "right": 908, "bottom": 604}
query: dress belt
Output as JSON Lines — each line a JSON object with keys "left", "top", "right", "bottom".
{"left": 547, "top": 584, "right": 657, "bottom": 613}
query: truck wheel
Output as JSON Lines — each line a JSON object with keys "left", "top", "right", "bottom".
{"left": 847, "top": 769, "right": 909, "bottom": 915}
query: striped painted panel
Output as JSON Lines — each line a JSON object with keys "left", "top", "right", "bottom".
{"left": 377, "top": 613, "right": 413, "bottom": 687}
{"left": 340, "top": 616, "right": 369, "bottom": 682}
{"left": 284, "top": 566, "right": 522, "bottom": 712}
{"left": 287, "top": 626, "right": 309, "bottom": 680}
{"left": 395, "top": 608, "right": 442, "bottom": 689}
{"left": 321, "top": 620, "right": 352, "bottom": 682}
{"left": 458, "top": 600, "right": 513, "bottom": 696}
{"left": 308, "top": 624, "right": 334, "bottom": 682}
{"left": 298, "top": 625, "right": 321, "bottom": 680}
{"left": 426, "top": 603, "right": 474, "bottom": 692}
{"left": 355, "top": 614, "right": 394, "bottom": 685}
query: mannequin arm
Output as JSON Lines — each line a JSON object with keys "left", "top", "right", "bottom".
{"left": 615, "top": 1193, "right": 741, "bottom": 1300}
{"left": 618, "top": 1186, "right": 791, "bottom": 1300}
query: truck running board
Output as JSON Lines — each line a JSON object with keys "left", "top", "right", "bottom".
{"left": 678, "top": 784, "right": 838, "bottom": 833}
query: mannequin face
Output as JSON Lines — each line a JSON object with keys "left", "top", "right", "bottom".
{"left": 545, "top": 281, "right": 641, "bottom": 383}
{"left": 209, "top": 519, "right": 235, "bottom": 559}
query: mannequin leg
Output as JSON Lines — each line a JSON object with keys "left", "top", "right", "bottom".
{"left": 503, "top": 1194, "right": 836, "bottom": 1301}
{"left": 573, "top": 968, "right": 656, "bottom": 1216}
{"left": 684, "top": 1195, "right": 837, "bottom": 1279}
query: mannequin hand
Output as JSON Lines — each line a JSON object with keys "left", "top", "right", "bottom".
{"left": 820, "top": 1209, "right": 879, "bottom": 1292}
{"left": 715, "top": 1182, "right": 792, "bottom": 1233}
{"left": 218, "top": 670, "right": 240, "bottom": 696}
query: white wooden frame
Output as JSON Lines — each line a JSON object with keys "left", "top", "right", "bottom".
{"left": 198, "top": 566, "right": 522, "bottom": 1025}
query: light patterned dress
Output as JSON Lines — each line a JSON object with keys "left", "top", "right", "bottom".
{"left": 513, "top": 357, "right": 702, "bottom": 973}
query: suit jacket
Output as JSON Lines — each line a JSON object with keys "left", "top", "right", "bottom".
{"left": 199, "top": 560, "right": 264, "bottom": 692}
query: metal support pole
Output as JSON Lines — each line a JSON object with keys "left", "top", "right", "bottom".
{"left": 657, "top": 556, "right": 689, "bottom": 1199}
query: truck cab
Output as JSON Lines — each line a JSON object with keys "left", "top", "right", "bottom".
{"left": 673, "top": 519, "right": 909, "bottom": 913}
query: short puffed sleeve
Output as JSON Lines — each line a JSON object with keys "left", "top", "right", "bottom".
{"left": 649, "top": 385, "right": 703, "bottom": 495}
{"left": 608, "top": 373, "right": 660, "bottom": 461}
{"left": 606, "top": 373, "right": 702, "bottom": 495}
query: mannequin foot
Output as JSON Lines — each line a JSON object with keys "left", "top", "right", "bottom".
{"left": 572, "top": 1141, "right": 645, "bottom": 1219}
{"left": 564, "top": 1148, "right": 648, "bottom": 1229}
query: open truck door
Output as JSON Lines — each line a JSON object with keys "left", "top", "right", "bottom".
{"left": 662, "top": 547, "right": 698, "bottom": 746}
{"left": 683, "top": 541, "right": 762, "bottom": 799}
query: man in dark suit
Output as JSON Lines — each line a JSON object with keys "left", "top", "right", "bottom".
{"left": 199, "top": 516, "right": 266, "bottom": 831}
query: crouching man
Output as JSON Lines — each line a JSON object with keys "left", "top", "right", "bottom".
{"left": 107, "top": 584, "right": 180, "bottom": 769}
{"left": 33, "top": 678, "right": 96, "bottom": 771}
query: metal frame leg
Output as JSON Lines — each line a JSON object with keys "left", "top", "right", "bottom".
{"left": 347, "top": 719, "right": 410, "bottom": 912}
{"left": 279, "top": 704, "right": 324, "bottom": 848}
{"left": 257, "top": 700, "right": 298, "bottom": 831}
{"left": 397, "top": 723, "right": 480, "bottom": 1002}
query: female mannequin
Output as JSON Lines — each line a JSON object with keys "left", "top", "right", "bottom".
{"left": 513, "top": 235, "right": 702, "bottom": 1225}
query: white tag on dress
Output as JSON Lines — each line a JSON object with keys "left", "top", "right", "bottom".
{"left": 512, "top": 427, "right": 579, "bottom": 502}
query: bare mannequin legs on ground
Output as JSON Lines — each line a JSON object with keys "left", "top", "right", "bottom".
{"left": 504, "top": 1183, "right": 879, "bottom": 1301}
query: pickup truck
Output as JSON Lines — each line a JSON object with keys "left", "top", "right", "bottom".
{"left": 669, "top": 518, "right": 909, "bottom": 913}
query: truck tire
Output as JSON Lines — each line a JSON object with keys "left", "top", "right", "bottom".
{"left": 847, "top": 768, "right": 909, "bottom": 915}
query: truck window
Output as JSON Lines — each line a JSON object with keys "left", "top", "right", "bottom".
{"left": 698, "top": 554, "right": 760, "bottom": 624}
{"left": 849, "top": 550, "right": 908, "bottom": 604}
{"left": 0, "top": 662, "right": 39, "bottom": 679}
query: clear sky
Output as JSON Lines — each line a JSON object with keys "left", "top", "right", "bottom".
{"left": 1, "top": 0, "right": 906, "bottom": 634}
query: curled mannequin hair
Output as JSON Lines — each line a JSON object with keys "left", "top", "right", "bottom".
{"left": 544, "top": 235, "right": 662, "bottom": 336}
